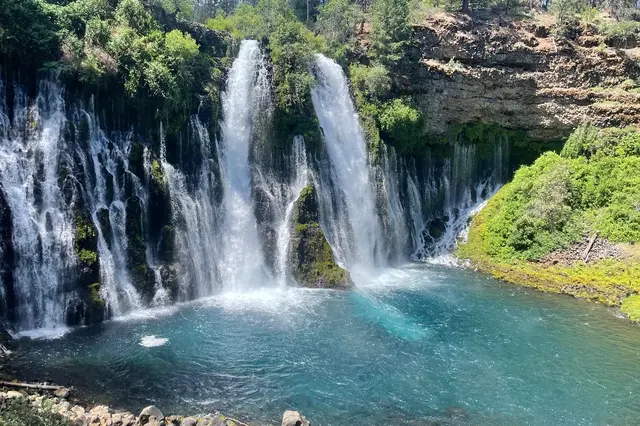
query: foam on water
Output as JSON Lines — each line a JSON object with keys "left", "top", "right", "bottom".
{"left": 16, "top": 326, "right": 72, "bottom": 340}
{"left": 139, "top": 335, "right": 169, "bottom": 347}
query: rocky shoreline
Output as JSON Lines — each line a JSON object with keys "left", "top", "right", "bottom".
{"left": 0, "top": 385, "right": 310, "bottom": 426}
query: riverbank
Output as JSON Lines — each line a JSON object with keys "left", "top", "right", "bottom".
{"left": 0, "top": 384, "right": 310, "bottom": 426}
{"left": 460, "top": 235, "right": 640, "bottom": 322}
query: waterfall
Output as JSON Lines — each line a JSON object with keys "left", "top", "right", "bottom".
{"left": 0, "top": 81, "right": 75, "bottom": 331}
{"left": 311, "top": 54, "right": 385, "bottom": 274}
{"left": 163, "top": 118, "right": 222, "bottom": 299}
{"left": 273, "top": 137, "right": 308, "bottom": 286}
{"left": 409, "top": 139, "right": 510, "bottom": 262}
{"left": 217, "top": 40, "right": 271, "bottom": 292}
{"left": 73, "top": 105, "right": 143, "bottom": 315}
{"left": 0, "top": 42, "right": 521, "bottom": 333}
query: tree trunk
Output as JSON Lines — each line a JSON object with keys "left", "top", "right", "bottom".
{"left": 461, "top": 0, "right": 470, "bottom": 13}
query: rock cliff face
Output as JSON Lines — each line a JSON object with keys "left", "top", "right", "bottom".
{"left": 289, "top": 185, "right": 352, "bottom": 289}
{"left": 391, "top": 14, "right": 640, "bottom": 140}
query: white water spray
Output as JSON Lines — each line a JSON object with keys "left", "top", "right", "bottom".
{"left": 217, "top": 40, "right": 271, "bottom": 291}
{"left": 0, "top": 81, "right": 74, "bottom": 330}
{"left": 311, "top": 54, "right": 385, "bottom": 275}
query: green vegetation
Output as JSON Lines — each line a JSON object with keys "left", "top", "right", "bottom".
{"left": 370, "top": 0, "right": 410, "bottom": 62}
{"left": 0, "top": 397, "right": 70, "bottom": 426}
{"left": 621, "top": 294, "right": 640, "bottom": 320}
{"left": 88, "top": 283, "right": 105, "bottom": 308}
{"left": 290, "top": 185, "right": 352, "bottom": 288}
{"left": 460, "top": 125, "right": 640, "bottom": 318}
{"left": 74, "top": 214, "right": 99, "bottom": 270}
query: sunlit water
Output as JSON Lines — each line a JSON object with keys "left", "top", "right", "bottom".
{"left": 10, "top": 265, "right": 640, "bottom": 425}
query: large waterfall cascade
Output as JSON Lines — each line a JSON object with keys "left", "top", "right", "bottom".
{"left": 311, "top": 54, "right": 386, "bottom": 275}
{"left": 0, "top": 81, "right": 75, "bottom": 332}
{"left": 218, "top": 39, "right": 273, "bottom": 292}
{"left": 0, "top": 43, "right": 512, "bottom": 333}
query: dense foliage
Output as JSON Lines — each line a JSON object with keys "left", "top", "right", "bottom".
{"left": 467, "top": 125, "right": 640, "bottom": 262}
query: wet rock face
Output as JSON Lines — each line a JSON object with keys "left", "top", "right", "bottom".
{"left": 289, "top": 185, "right": 352, "bottom": 289}
{"left": 0, "top": 186, "right": 15, "bottom": 323}
{"left": 393, "top": 15, "right": 640, "bottom": 141}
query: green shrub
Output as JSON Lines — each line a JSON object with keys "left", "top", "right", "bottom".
{"left": 378, "top": 98, "right": 424, "bottom": 154}
{"left": 0, "top": 0, "right": 59, "bottom": 67}
{"left": 602, "top": 20, "right": 640, "bottom": 47}
{"left": 474, "top": 126, "right": 640, "bottom": 262}
{"left": 561, "top": 124, "right": 640, "bottom": 158}
{"left": 349, "top": 64, "right": 391, "bottom": 100}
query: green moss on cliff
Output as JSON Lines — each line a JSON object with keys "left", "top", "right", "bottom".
{"left": 460, "top": 125, "right": 640, "bottom": 319}
{"left": 74, "top": 213, "right": 99, "bottom": 273}
{"left": 88, "top": 282, "right": 105, "bottom": 308}
{"left": 290, "top": 185, "right": 352, "bottom": 288}
{"left": 125, "top": 196, "right": 154, "bottom": 302}
{"left": 292, "top": 222, "right": 352, "bottom": 288}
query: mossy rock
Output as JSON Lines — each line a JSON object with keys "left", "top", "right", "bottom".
{"left": 289, "top": 185, "right": 352, "bottom": 289}
{"left": 128, "top": 142, "right": 146, "bottom": 181}
{"left": 85, "top": 283, "right": 106, "bottom": 324}
{"left": 125, "top": 197, "right": 155, "bottom": 303}
{"left": 148, "top": 159, "right": 172, "bottom": 256}
{"left": 294, "top": 185, "right": 319, "bottom": 224}
{"left": 159, "top": 265, "right": 179, "bottom": 301}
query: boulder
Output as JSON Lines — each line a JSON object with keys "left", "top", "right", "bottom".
{"left": 180, "top": 417, "right": 197, "bottom": 426}
{"left": 164, "top": 415, "right": 182, "bottom": 425}
{"left": 139, "top": 405, "right": 164, "bottom": 424}
{"left": 112, "top": 411, "right": 137, "bottom": 426}
{"left": 289, "top": 185, "right": 352, "bottom": 289}
{"left": 281, "top": 411, "right": 310, "bottom": 426}
{"left": 196, "top": 415, "right": 224, "bottom": 426}
{"left": 6, "top": 390, "right": 22, "bottom": 398}
{"left": 146, "top": 417, "right": 162, "bottom": 426}
{"left": 88, "top": 405, "right": 111, "bottom": 425}
{"left": 54, "top": 387, "right": 71, "bottom": 398}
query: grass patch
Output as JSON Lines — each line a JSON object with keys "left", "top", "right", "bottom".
{"left": 621, "top": 294, "right": 640, "bottom": 321}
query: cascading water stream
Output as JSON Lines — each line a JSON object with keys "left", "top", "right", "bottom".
{"left": 217, "top": 40, "right": 270, "bottom": 292}
{"left": 311, "top": 54, "right": 385, "bottom": 275}
{"left": 163, "top": 119, "right": 222, "bottom": 299}
{"left": 272, "top": 136, "right": 308, "bottom": 286}
{"left": 73, "top": 105, "right": 145, "bottom": 315}
{"left": 0, "top": 81, "right": 75, "bottom": 332}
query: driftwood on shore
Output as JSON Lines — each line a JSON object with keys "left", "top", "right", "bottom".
{"left": 0, "top": 381, "right": 65, "bottom": 391}
{"left": 583, "top": 231, "right": 599, "bottom": 262}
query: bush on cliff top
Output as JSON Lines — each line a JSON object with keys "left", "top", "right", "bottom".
{"left": 465, "top": 125, "right": 640, "bottom": 262}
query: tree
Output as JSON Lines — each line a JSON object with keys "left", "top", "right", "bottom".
{"left": 316, "top": 0, "right": 361, "bottom": 45}
{"left": 370, "top": 0, "right": 410, "bottom": 62}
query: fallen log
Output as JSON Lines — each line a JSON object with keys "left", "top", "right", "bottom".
{"left": 583, "top": 231, "right": 599, "bottom": 263}
{"left": 0, "top": 381, "right": 65, "bottom": 391}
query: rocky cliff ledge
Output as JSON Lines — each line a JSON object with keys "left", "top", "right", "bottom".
{"left": 388, "top": 14, "right": 640, "bottom": 140}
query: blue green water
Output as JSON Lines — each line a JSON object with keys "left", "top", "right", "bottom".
{"left": 11, "top": 265, "right": 640, "bottom": 425}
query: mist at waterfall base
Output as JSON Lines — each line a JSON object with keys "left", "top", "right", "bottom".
{"left": 11, "top": 264, "right": 640, "bottom": 426}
